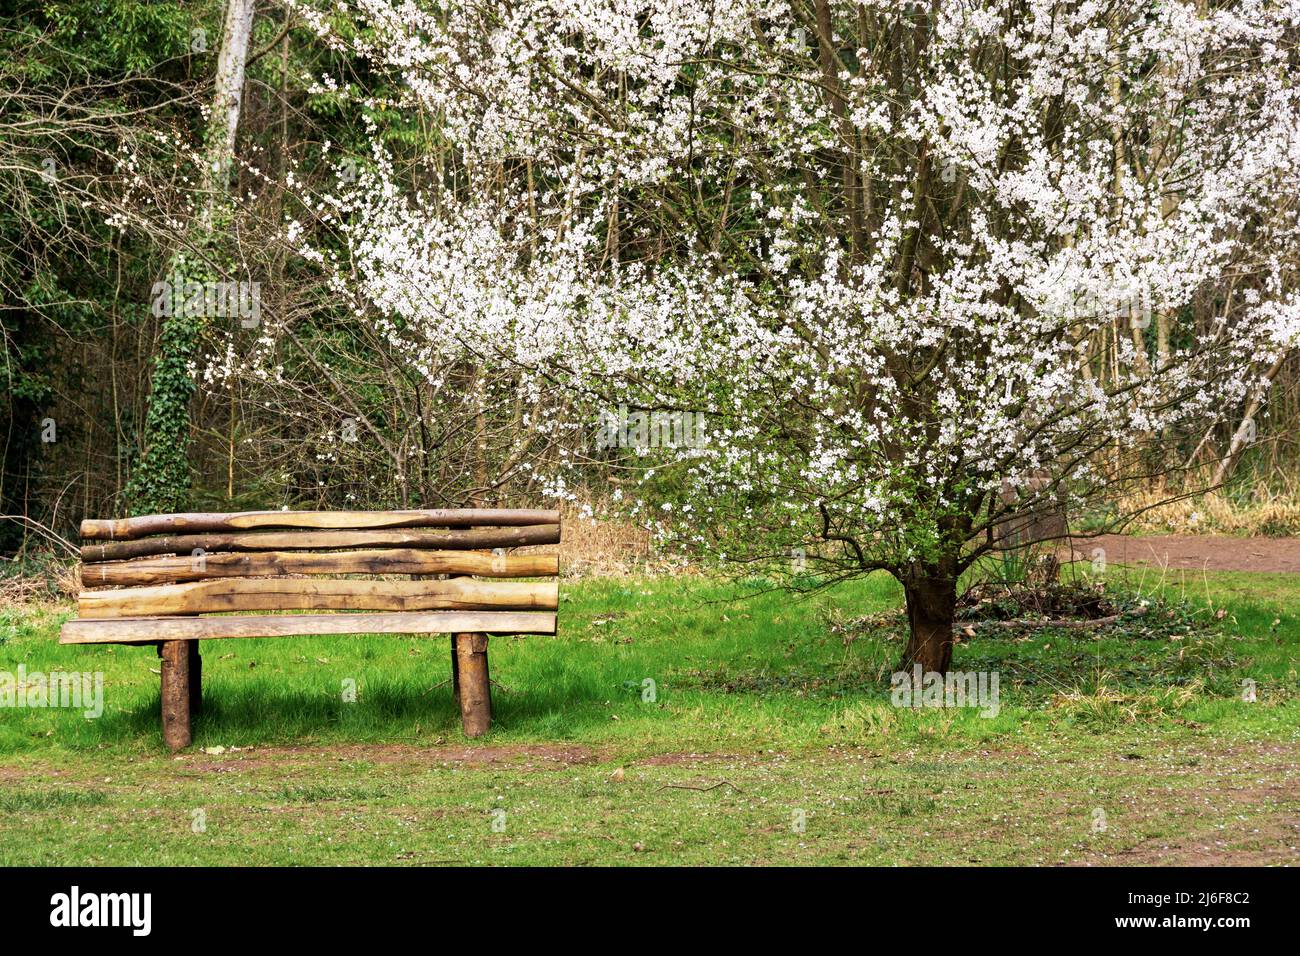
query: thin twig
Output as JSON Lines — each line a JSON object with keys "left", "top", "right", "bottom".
{"left": 656, "top": 780, "right": 744, "bottom": 794}
{"left": 965, "top": 613, "right": 1122, "bottom": 631}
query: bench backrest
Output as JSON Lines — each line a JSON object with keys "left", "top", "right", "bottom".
{"left": 77, "top": 509, "right": 560, "bottom": 619}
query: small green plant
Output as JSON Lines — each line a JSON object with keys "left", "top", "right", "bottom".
{"left": 1051, "top": 669, "right": 1203, "bottom": 731}
{"left": 822, "top": 701, "right": 899, "bottom": 738}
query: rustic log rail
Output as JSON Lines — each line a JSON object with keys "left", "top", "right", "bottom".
{"left": 80, "top": 524, "right": 560, "bottom": 563}
{"left": 80, "top": 508, "right": 559, "bottom": 540}
{"left": 60, "top": 508, "right": 561, "bottom": 750}
{"left": 82, "top": 549, "right": 558, "bottom": 586}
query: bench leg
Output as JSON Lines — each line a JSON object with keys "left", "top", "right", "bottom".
{"left": 450, "top": 635, "right": 461, "bottom": 706}
{"left": 159, "top": 640, "right": 192, "bottom": 751}
{"left": 188, "top": 640, "right": 202, "bottom": 716}
{"left": 454, "top": 632, "right": 491, "bottom": 737}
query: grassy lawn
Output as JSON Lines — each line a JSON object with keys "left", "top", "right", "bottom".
{"left": 0, "top": 566, "right": 1296, "bottom": 865}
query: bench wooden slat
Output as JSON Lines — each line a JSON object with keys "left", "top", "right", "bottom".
{"left": 81, "top": 549, "right": 559, "bottom": 587}
{"left": 81, "top": 509, "right": 560, "bottom": 541}
{"left": 81, "top": 524, "right": 561, "bottom": 563}
{"left": 60, "top": 611, "right": 557, "bottom": 644}
{"left": 79, "top": 578, "right": 559, "bottom": 618}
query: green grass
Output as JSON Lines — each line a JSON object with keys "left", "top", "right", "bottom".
{"left": 0, "top": 567, "right": 1296, "bottom": 865}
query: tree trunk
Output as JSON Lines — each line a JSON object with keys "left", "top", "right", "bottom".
{"left": 1212, "top": 353, "right": 1284, "bottom": 489}
{"left": 180, "top": 0, "right": 258, "bottom": 238}
{"left": 899, "top": 573, "right": 957, "bottom": 675}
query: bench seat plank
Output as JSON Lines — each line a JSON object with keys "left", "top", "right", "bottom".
{"left": 79, "top": 577, "right": 558, "bottom": 617}
{"left": 82, "top": 509, "right": 561, "bottom": 540}
{"left": 60, "top": 611, "right": 557, "bottom": 644}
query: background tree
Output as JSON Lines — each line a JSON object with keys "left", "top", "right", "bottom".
{"left": 293, "top": 0, "right": 1300, "bottom": 672}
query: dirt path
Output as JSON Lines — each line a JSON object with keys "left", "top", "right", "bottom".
{"left": 1062, "top": 534, "right": 1300, "bottom": 574}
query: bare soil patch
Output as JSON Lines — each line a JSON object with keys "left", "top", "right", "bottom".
{"left": 1076, "top": 816, "right": 1300, "bottom": 867}
{"left": 1063, "top": 534, "right": 1300, "bottom": 574}
{"left": 1068, "top": 741, "right": 1300, "bottom": 866}
{"left": 637, "top": 751, "right": 748, "bottom": 766}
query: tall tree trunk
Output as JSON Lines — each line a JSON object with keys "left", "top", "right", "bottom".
{"left": 899, "top": 572, "right": 957, "bottom": 674}
{"left": 1212, "top": 354, "right": 1285, "bottom": 488}
{"left": 199, "top": 0, "right": 257, "bottom": 228}
{"left": 126, "top": 0, "right": 256, "bottom": 515}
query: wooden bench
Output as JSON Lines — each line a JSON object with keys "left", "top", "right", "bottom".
{"left": 60, "top": 508, "right": 560, "bottom": 749}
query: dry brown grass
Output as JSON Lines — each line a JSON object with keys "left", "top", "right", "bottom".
{"left": 1120, "top": 487, "right": 1300, "bottom": 537}
{"left": 556, "top": 501, "right": 664, "bottom": 576}
{"left": 0, "top": 556, "right": 78, "bottom": 607}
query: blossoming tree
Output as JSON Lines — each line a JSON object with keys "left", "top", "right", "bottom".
{"left": 285, "top": 0, "right": 1300, "bottom": 673}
